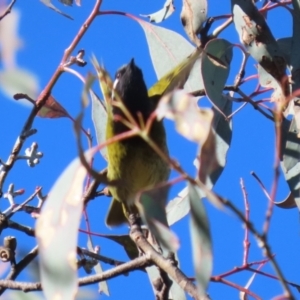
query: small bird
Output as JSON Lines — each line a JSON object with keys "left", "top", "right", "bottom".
{"left": 105, "top": 59, "right": 170, "bottom": 226}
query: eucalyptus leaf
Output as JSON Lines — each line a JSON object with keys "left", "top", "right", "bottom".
{"left": 180, "top": 0, "right": 208, "bottom": 46}
{"left": 0, "top": 68, "right": 39, "bottom": 104}
{"left": 136, "top": 19, "right": 203, "bottom": 93}
{"left": 188, "top": 183, "right": 212, "bottom": 296}
{"left": 138, "top": 185, "right": 179, "bottom": 252}
{"left": 91, "top": 90, "right": 108, "bottom": 159}
{"left": 36, "top": 151, "right": 93, "bottom": 300}
{"left": 277, "top": 116, "right": 300, "bottom": 209}
{"left": 40, "top": 0, "right": 73, "bottom": 19}
{"left": 291, "top": 1, "right": 300, "bottom": 133}
{"left": 87, "top": 236, "right": 109, "bottom": 295}
{"left": 202, "top": 39, "right": 233, "bottom": 109}
{"left": 166, "top": 95, "right": 232, "bottom": 224}
{"left": 231, "top": 0, "right": 287, "bottom": 93}
{"left": 277, "top": 37, "right": 292, "bottom": 67}
{"left": 141, "top": 0, "right": 175, "bottom": 23}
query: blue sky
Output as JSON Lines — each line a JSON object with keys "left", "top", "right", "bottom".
{"left": 0, "top": 1, "right": 299, "bottom": 299}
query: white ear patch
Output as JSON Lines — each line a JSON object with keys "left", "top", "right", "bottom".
{"left": 113, "top": 78, "right": 119, "bottom": 90}
{"left": 112, "top": 78, "right": 119, "bottom": 99}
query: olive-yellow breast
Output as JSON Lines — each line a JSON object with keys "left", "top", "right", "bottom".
{"left": 105, "top": 59, "right": 170, "bottom": 226}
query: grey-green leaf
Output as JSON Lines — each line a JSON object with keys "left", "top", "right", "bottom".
{"left": 231, "top": 0, "right": 287, "bottom": 86}
{"left": 180, "top": 0, "right": 208, "bottom": 46}
{"left": 136, "top": 20, "right": 202, "bottom": 93}
{"left": 91, "top": 90, "right": 107, "bottom": 159}
{"left": 138, "top": 186, "right": 179, "bottom": 252}
{"left": 167, "top": 95, "right": 232, "bottom": 225}
{"left": 87, "top": 236, "right": 109, "bottom": 295}
{"left": 141, "top": 0, "right": 175, "bottom": 23}
{"left": 40, "top": 0, "right": 73, "bottom": 19}
{"left": 277, "top": 117, "right": 300, "bottom": 209}
{"left": 0, "top": 69, "right": 39, "bottom": 104}
{"left": 202, "top": 39, "right": 233, "bottom": 109}
{"left": 188, "top": 183, "right": 212, "bottom": 296}
{"left": 36, "top": 151, "right": 93, "bottom": 300}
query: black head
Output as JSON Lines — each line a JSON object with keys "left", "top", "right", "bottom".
{"left": 113, "top": 59, "right": 151, "bottom": 118}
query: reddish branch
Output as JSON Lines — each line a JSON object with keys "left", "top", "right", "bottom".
{"left": 0, "top": 0, "right": 16, "bottom": 21}
{"left": 0, "top": 0, "right": 103, "bottom": 196}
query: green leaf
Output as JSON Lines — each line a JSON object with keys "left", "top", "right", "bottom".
{"left": 180, "top": 0, "right": 208, "bottom": 46}
{"left": 138, "top": 185, "right": 179, "bottom": 252}
{"left": 91, "top": 90, "right": 108, "bottom": 159}
{"left": 141, "top": 0, "right": 175, "bottom": 23}
{"left": 166, "top": 95, "right": 232, "bottom": 225}
{"left": 291, "top": 1, "right": 300, "bottom": 132}
{"left": 202, "top": 39, "right": 233, "bottom": 109}
{"left": 276, "top": 117, "right": 300, "bottom": 209}
{"left": 3, "top": 291, "right": 44, "bottom": 300}
{"left": 166, "top": 186, "right": 190, "bottom": 226}
{"left": 59, "top": 0, "right": 73, "bottom": 5}
{"left": 87, "top": 236, "right": 109, "bottom": 295}
{"left": 138, "top": 186, "right": 185, "bottom": 299}
{"left": 208, "top": 95, "right": 233, "bottom": 184}
{"left": 277, "top": 37, "right": 292, "bottom": 67}
{"left": 136, "top": 19, "right": 202, "bottom": 93}
{"left": 98, "top": 234, "right": 139, "bottom": 260}
{"left": 231, "top": 0, "right": 287, "bottom": 88}
{"left": 0, "top": 8, "right": 22, "bottom": 70}
{"left": 36, "top": 151, "right": 93, "bottom": 300}
{"left": 274, "top": 192, "right": 297, "bottom": 209}
{"left": 282, "top": 117, "right": 300, "bottom": 172}
{"left": 291, "top": 1, "right": 300, "bottom": 71}
{"left": 156, "top": 90, "right": 214, "bottom": 143}
{"left": 258, "top": 65, "right": 284, "bottom": 103}
{"left": 188, "top": 183, "right": 212, "bottom": 296}
{"left": 0, "top": 69, "right": 39, "bottom": 104}
{"left": 40, "top": 0, "right": 73, "bottom": 20}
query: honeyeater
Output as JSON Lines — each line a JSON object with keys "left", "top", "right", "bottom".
{"left": 105, "top": 59, "right": 170, "bottom": 226}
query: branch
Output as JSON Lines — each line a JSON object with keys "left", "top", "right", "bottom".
{"left": 7, "top": 220, "right": 35, "bottom": 237}
{"left": 0, "top": 0, "right": 103, "bottom": 196}
{"left": 129, "top": 216, "right": 207, "bottom": 300}
{"left": 0, "top": 255, "right": 151, "bottom": 292}
{"left": 0, "top": 0, "right": 17, "bottom": 21}
{"left": 0, "top": 245, "right": 38, "bottom": 295}
{"left": 211, "top": 277, "right": 261, "bottom": 299}
{"left": 220, "top": 197, "right": 295, "bottom": 299}
{"left": 78, "top": 247, "right": 125, "bottom": 267}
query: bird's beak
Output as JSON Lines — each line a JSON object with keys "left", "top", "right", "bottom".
{"left": 129, "top": 58, "right": 135, "bottom": 69}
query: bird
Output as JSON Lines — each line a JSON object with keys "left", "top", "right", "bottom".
{"left": 105, "top": 59, "right": 170, "bottom": 227}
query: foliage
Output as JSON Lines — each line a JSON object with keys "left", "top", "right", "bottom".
{"left": 0, "top": 0, "right": 299, "bottom": 300}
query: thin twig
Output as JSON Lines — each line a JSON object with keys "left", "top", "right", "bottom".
{"left": 235, "top": 88, "right": 274, "bottom": 121}
{"left": 251, "top": 172, "right": 272, "bottom": 202}
{"left": 213, "top": 257, "right": 271, "bottom": 279}
{"left": 0, "top": 0, "right": 103, "bottom": 196}
{"left": 211, "top": 277, "right": 261, "bottom": 299}
{"left": 240, "top": 178, "right": 250, "bottom": 265}
{"left": 78, "top": 247, "right": 124, "bottom": 267}
{"left": 5, "top": 187, "right": 41, "bottom": 217}
{"left": 221, "top": 196, "right": 295, "bottom": 299}
{"left": 0, "top": 245, "right": 38, "bottom": 295}
{"left": 0, "top": 0, "right": 16, "bottom": 21}
{"left": 247, "top": 267, "right": 300, "bottom": 290}
{"left": 0, "top": 255, "right": 151, "bottom": 292}
{"left": 7, "top": 220, "right": 35, "bottom": 237}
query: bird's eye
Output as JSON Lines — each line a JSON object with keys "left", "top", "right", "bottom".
{"left": 116, "top": 72, "right": 121, "bottom": 79}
